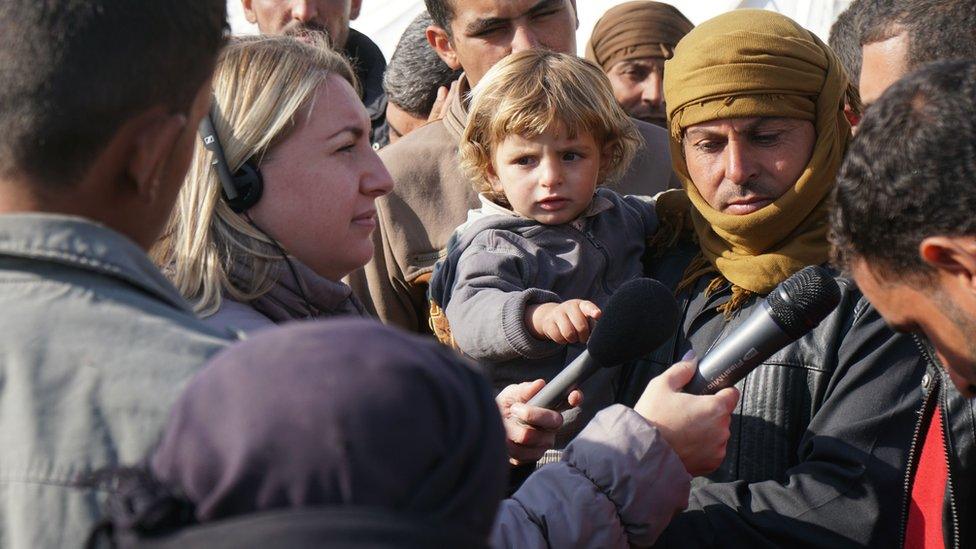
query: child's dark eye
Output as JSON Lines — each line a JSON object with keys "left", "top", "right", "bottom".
{"left": 514, "top": 156, "right": 535, "bottom": 166}
{"left": 562, "top": 152, "right": 582, "bottom": 161}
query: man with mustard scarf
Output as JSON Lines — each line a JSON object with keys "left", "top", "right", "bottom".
{"left": 616, "top": 11, "right": 924, "bottom": 547}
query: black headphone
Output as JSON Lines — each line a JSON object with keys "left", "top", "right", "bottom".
{"left": 198, "top": 110, "right": 264, "bottom": 213}
{"left": 196, "top": 109, "right": 316, "bottom": 318}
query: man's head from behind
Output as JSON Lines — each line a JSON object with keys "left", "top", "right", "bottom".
{"left": 242, "top": 0, "right": 361, "bottom": 48}
{"left": 424, "top": 0, "right": 578, "bottom": 87}
{"left": 383, "top": 12, "right": 462, "bottom": 143}
{"left": 859, "top": 0, "right": 976, "bottom": 107}
{"left": 585, "top": 1, "right": 694, "bottom": 127}
{"left": 0, "top": 0, "right": 226, "bottom": 248}
{"left": 831, "top": 59, "right": 976, "bottom": 397}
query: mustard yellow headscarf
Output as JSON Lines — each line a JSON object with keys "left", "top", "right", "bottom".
{"left": 658, "top": 10, "right": 851, "bottom": 314}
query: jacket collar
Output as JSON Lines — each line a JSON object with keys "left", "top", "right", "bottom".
{"left": 444, "top": 74, "right": 471, "bottom": 140}
{"left": 0, "top": 213, "right": 193, "bottom": 312}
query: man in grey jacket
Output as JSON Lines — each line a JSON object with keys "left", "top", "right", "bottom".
{"left": 0, "top": 2, "right": 229, "bottom": 546}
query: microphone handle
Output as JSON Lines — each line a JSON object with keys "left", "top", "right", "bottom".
{"left": 685, "top": 302, "right": 796, "bottom": 395}
{"left": 527, "top": 351, "right": 598, "bottom": 410}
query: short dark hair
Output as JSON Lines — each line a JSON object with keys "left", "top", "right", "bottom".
{"left": 830, "top": 59, "right": 976, "bottom": 279}
{"left": 384, "top": 12, "right": 462, "bottom": 118}
{"left": 425, "top": 0, "right": 454, "bottom": 33}
{"left": 828, "top": 0, "right": 866, "bottom": 89}
{"left": 0, "top": 0, "right": 227, "bottom": 185}
{"left": 860, "top": 0, "right": 976, "bottom": 70}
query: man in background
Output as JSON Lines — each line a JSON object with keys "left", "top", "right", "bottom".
{"left": 0, "top": 1, "right": 228, "bottom": 546}
{"left": 585, "top": 1, "right": 694, "bottom": 128}
{"left": 241, "top": 0, "right": 388, "bottom": 147}
{"left": 382, "top": 11, "right": 462, "bottom": 145}
{"left": 828, "top": 0, "right": 866, "bottom": 89}
{"left": 828, "top": 0, "right": 866, "bottom": 126}
{"left": 858, "top": 0, "right": 976, "bottom": 106}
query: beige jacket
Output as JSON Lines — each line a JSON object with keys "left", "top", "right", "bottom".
{"left": 350, "top": 76, "right": 678, "bottom": 332}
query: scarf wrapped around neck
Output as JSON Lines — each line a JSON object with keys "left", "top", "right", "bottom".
{"left": 657, "top": 9, "right": 852, "bottom": 315}
{"left": 227, "top": 256, "right": 366, "bottom": 323}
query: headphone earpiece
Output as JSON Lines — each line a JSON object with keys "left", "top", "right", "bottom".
{"left": 224, "top": 160, "right": 264, "bottom": 213}
{"left": 198, "top": 111, "right": 264, "bottom": 213}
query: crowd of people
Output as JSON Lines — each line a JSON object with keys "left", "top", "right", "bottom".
{"left": 0, "top": 0, "right": 973, "bottom": 547}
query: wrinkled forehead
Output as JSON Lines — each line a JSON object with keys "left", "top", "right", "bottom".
{"left": 682, "top": 116, "right": 810, "bottom": 139}
{"left": 450, "top": 0, "right": 571, "bottom": 25}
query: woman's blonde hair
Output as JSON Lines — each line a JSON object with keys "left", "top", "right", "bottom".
{"left": 460, "top": 50, "right": 642, "bottom": 204}
{"left": 152, "top": 34, "right": 356, "bottom": 316}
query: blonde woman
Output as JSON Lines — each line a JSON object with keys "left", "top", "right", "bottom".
{"left": 154, "top": 34, "right": 393, "bottom": 333}
{"left": 153, "top": 33, "right": 589, "bottom": 475}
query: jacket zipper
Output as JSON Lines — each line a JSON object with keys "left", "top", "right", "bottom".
{"left": 938, "top": 372, "right": 960, "bottom": 549}
{"left": 899, "top": 336, "right": 937, "bottom": 549}
{"left": 901, "top": 336, "right": 959, "bottom": 549}
{"left": 576, "top": 225, "right": 614, "bottom": 296}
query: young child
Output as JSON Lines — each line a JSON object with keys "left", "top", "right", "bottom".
{"left": 428, "top": 50, "right": 660, "bottom": 444}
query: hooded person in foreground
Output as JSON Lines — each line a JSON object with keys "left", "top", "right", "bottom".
{"left": 90, "top": 319, "right": 694, "bottom": 548}
{"left": 615, "top": 10, "right": 925, "bottom": 547}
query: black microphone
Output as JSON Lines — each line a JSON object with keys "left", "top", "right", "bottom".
{"left": 527, "top": 278, "right": 679, "bottom": 409}
{"left": 684, "top": 265, "right": 842, "bottom": 395}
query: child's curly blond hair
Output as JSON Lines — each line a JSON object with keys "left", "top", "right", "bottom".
{"left": 460, "top": 50, "right": 643, "bottom": 205}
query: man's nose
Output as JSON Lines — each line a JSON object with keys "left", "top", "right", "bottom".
{"left": 510, "top": 24, "right": 542, "bottom": 53}
{"left": 291, "top": 0, "right": 318, "bottom": 22}
{"left": 642, "top": 71, "right": 664, "bottom": 107}
{"left": 724, "top": 139, "right": 759, "bottom": 185}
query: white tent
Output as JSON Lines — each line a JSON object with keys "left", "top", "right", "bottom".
{"left": 228, "top": 1, "right": 854, "bottom": 61}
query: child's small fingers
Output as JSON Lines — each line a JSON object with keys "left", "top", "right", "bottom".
{"left": 566, "top": 307, "right": 591, "bottom": 338}
{"left": 555, "top": 315, "right": 579, "bottom": 343}
{"left": 579, "top": 301, "right": 602, "bottom": 318}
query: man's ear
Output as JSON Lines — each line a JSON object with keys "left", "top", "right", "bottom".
{"left": 427, "top": 25, "right": 460, "bottom": 70}
{"left": 126, "top": 108, "right": 189, "bottom": 204}
{"left": 919, "top": 236, "right": 976, "bottom": 292}
{"left": 241, "top": 0, "right": 258, "bottom": 24}
{"left": 350, "top": 0, "right": 363, "bottom": 20}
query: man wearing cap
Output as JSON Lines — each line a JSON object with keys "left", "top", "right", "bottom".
{"left": 616, "top": 10, "right": 923, "bottom": 547}
{"left": 585, "top": 1, "right": 693, "bottom": 128}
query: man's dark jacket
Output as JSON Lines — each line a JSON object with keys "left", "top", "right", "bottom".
{"left": 617, "top": 240, "right": 926, "bottom": 547}
{"left": 900, "top": 342, "right": 976, "bottom": 549}
{"left": 343, "top": 28, "right": 387, "bottom": 149}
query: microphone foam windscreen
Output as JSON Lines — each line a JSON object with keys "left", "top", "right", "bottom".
{"left": 766, "top": 265, "right": 842, "bottom": 339}
{"left": 588, "top": 278, "right": 679, "bottom": 367}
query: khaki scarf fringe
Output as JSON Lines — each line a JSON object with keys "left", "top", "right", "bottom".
{"left": 649, "top": 190, "right": 755, "bottom": 319}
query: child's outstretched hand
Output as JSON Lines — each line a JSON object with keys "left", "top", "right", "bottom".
{"left": 526, "top": 300, "right": 602, "bottom": 344}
